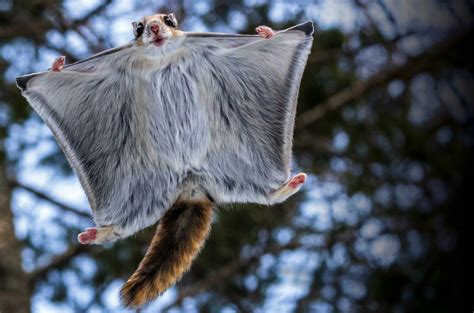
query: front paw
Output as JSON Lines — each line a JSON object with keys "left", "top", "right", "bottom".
{"left": 256, "top": 26, "right": 274, "bottom": 39}
{"left": 52, "top": 56, "right": 65, "bottom": 72}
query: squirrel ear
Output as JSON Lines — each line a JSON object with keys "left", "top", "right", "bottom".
{"left": 132, "top": 22, "right": 137, "bottom": 37}
{"left": 168, "top": 13, "right": 178, "bottom": 28}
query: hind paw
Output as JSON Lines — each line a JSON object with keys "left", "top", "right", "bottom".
{"left": 78, "top": 225, "right": 120, "bottom": 245}
{"left": 269, "top": 172, "right": 307, "bottom": 204}
{"left": 288, "top": 173, "right": 306, "bottom": 189}
{"left": 78, "top": 228, "right": 97, "bottom": 244}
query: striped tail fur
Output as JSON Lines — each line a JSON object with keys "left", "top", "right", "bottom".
{"left": 120, "top": 196, "right": 214, "bottom": 308}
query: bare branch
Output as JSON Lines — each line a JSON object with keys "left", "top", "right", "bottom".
{"left": 162, "top": 241, "right": 301, "bottom": 311}
{"left": 28, "top": 244, "right": 94, "bottom": 286}
{"left": 81, "top": 278, "right": 114, "bottom": 312}
{"left": 0, "top": 161, "right": 30, "bottom": 312}
{"left": 375, "top": 0, "right": 399, "bottom": 31}
{"left": 70, "top": 0, "right": 114, "bottom": 28}
{"left": 9, "top": 179, "right": 90, "bottom": 219}
{"left": 294, "top": 133, "right": 336, "bottom": 154}
{"left": 164, "top": 227, "right": 359, "bottom": 311}
{"left": 296, "top": 30, "right": 471, "bottom": 130}
{"left": 49, "top": 2, "right": 111, "bottom": 53}
{"left": 44, "top": 43, "right": 80, "bottom": 63}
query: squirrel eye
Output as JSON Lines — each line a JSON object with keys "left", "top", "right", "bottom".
{"left": 136, "top": 22, "right": 144, "bottom": 37}
{"left": 164, "top": 16, "right": 175, "bottom": 28}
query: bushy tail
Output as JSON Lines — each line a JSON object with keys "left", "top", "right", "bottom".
{"left": 120, "top": 196, "right": 214, "bottom": 308}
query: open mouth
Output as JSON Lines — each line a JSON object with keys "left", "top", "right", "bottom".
{"left": 153, "top": 36, "right": 166, "bottom": 47}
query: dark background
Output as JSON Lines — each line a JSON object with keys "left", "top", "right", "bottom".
{"left": 0, "top": 0, "right": 471, "bottom": 312}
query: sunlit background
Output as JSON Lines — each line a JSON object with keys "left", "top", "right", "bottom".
{"left": 0, "top": 0, "right": 471, "bottom": 312}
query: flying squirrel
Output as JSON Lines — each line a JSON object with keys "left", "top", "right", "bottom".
{"left": 17, "top": 13, "right": 314, "bottom": 307}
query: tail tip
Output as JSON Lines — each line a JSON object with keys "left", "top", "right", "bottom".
{"left": 120, "top": 279, "right": 146, "bottom": 308}
{"left": 120, "top": 278, "right": 166, "bottom": 308}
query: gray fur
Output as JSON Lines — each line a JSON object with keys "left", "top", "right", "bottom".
{"left": 16, "top": 22, "right": 313, "bottom": 239}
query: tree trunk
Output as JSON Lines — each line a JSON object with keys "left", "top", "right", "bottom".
{"left": 0, "top": 156, "right": 30, "bottom": 313}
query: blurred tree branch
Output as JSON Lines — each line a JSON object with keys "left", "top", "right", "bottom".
{"left": 296, "top": 29, "right": 472, "bottom": 129}
{"left": 28, "top": 245, "right": 94, "bottom": 286}
{"left": 162, "top": 241, "right": 301, "bottom": 311}
{"left": 69, "top": 0, "right": 114, "bottom": 28}
{"left": 307, "top": 29, "right": 422, "bottom": 67}
{"left": 295, "top": 133, "right": 336, "bottom": 154}
{"left": 375, "top": 0, "right": 399, "bottom": 31}
{"left": 166, "top": 226, "right": 358, "bottom": 310}
{"left": 0, "top": 160, "right": 30, "bottom": 313}
{"left": 9, "top": 179, "right": 90, "bottom": 219}
{"left": 49, "top": 1, "right": 112, "bottom": 53}
{"left": 1, "top": 1, "right": 471, "bottom": 311}
{"left": 80, "top": 278, "right": 114, "bottom": 312}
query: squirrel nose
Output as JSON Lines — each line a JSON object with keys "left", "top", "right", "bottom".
{"left": 150, "top": 24, "right": 160, "bottom": 34}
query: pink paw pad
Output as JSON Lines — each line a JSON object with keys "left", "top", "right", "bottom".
{"left": 288, "top": 173, "right": 306, "bottom": 189}
{"left": 256, "top": 26, "right": 274, "bottom": 39}
{"left": 52, "top": 56, "right": 65, "bottom": 72}
{"left": 78, "top": 227, "right": 97, "bottom": 244}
